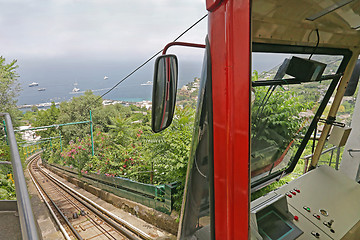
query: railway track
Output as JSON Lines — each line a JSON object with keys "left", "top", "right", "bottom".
{"left": 28, "top": 153, "right": 153, "bottom": 240}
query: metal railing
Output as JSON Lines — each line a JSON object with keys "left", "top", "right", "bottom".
{"left": 44, "top": 162, "right": 177, "bottom": 214}
{"left": 303, "top": 146, "right": 340, "bottom": 173}
{"left": 1, "top": 113, "right": 39, "bottom": 240}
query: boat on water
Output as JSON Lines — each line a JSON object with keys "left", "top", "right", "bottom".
{"left": 141, "top": 81, "right": 153, "bottom": 86}
{"left": 37, "top": 88, "right": 46, "bottom": 91}
{"left": 29, "top": 82, "right": 39, "bottom": 87}
{"left": 104, "top": 76, "right": 108, "bottom": 80}
{"left": 72, "top": 87, "right": 80, "bottom": 92}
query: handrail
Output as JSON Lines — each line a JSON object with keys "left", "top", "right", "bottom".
{"left": 1, "top": 113, "right": 39, "bottom": 240}
{"left": 303, "top": 146, "right": 337, "bottom": 160}
{"left": 303, "top": 146, "right": 339, "bottom": 173}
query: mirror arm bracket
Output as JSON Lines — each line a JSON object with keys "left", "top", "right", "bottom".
{"left": 162, "top": 42, "right": 206, "bottom": 54}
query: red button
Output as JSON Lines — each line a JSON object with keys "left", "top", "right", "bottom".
{"left": 294, "top": 216, "right": 299, "bottom": 221}
{"left": 287, "top": 194, "right": 292, "bottom": 198}
{"left": 294, "top": 189, "right": 300, "bottom": 193}
{"left": 291, "top": 191, "right": 296, "bottom": 195}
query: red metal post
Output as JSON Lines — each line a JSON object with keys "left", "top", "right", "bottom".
{"left": 209, "top": 0, "right": 251, "bottom": 239}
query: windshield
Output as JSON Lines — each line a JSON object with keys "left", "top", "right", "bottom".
{"left": 178, "top": 38, "right": 213, "bottom": 240}
{"left": 250, "top": 51, "right": 348, "bottom": 187}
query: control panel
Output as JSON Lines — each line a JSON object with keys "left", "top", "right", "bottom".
{"left": 251, "top": 165, "right": 360, "bottom": 239}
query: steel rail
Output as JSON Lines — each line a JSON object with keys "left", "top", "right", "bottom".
{"left": 30, "top": 156, "right": 114, "bottom": 240}
{"left": 30, "top": 154, "right": 116, "bottom": 240}
{"left": 28, "top": 155, "right": 81, "bottom": 239}
{"left": 38, "top": 164, "right": 153, "bottom": 240}
{"left": 27, "top": 154, "right": 72, "bottom": 240}
{"left": 36, "top": 160, "right": 140, "bottom": 240}
{"left": 33, "top": 156, "right": 150, "bottom": 240}
{"left": 38, "top": 167, "right": 117, "bottom": 240}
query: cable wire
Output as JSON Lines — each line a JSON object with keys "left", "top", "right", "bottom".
{"left": 308, "top": 29, "right": 320, "bottom": 60}
{"left": 90, "top": 13, "right": 208, "bottom": 108}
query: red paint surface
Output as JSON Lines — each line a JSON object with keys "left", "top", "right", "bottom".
{"left": 162, "top": 42, "right": 205, "bottom": 55}
{"left": 208, "top": 0, "right": 251, "bottom": 239}
{"left": 206, "top": 0, "right": 223, "bottom": 11}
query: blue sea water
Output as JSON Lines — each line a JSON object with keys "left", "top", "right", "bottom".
{"left": 16, "top": 58, "right": 204, "bottom": 106}
{"left": 16, "top": 53, "right": 283, "bottom": 106}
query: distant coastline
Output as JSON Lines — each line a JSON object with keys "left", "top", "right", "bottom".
{"left": 17, "top": 97, "right": 151, "bottom": 112}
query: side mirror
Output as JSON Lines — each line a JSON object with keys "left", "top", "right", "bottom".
{"left": 152, "top": 54, "right": 178, "bottom": 133}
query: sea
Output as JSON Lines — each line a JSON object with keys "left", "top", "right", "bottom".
{"left": 16, "top": 58, "right": 204, "bottom": 108}
{"left": 16, "top": 53, "right": 285, "bottom": 109}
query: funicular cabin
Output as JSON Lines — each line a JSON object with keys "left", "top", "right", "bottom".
{"left": 152, "top": 0, "right": 360, "bottom": 239}
{"left": 3, "top": 0, "right": 360, "bottom": 240}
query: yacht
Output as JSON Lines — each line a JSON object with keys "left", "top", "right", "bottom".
{"left": 72, "top": 87, "right": 80, "bottom": 92}
{"left": 29, "top": 82, "right": 39, "bottom": 87}
{"left": 141, "top": 81, "right": 153, "bottom": 86}
{"left": 37, "top": 88, "right": 46, "bottom": 91}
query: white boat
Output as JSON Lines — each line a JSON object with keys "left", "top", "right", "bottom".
{"left": 37, "top": 88, "right": 46, "bottom": 91}
{"left": 72, "top": 87, "right": 80, "bottom": 92}
{"left": 29, "top": 82, "right": 39, "bottom": 87}
{"left": 141, "top": 81, "right": 153, "bottom": 86}
{"left": 104, "top": 76, "right": 109, "bottom": 80}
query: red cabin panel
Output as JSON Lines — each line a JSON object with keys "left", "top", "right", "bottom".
{"left": 209, "top": 0, "right": 251, "bottom": 239}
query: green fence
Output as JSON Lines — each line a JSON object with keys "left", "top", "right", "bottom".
{"left": 43, "top": 162, "right": 177, "bottom": 214}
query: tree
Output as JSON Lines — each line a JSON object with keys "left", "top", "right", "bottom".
{"left": 0, "top": 57, "right": 21, "bottom": 158}
{"left": 140, "top": 106, "right": 195, "bottom": 210}
{"left": 57, "top": 91, "right": 102, "bottom": 143}
{"left": 0, "top": 57, "right": 20, "bottom": 200}
{"left": 32, "top": 102, "right": 60, "bottom": 138}
{"left": 251, "top": 71, "right": 312, "bottom": 174}
{"left": 31, "top": 105, "right": 38, "bottom": 112}
{"left": 0, "top": 57, "right": 20, "bottom": 115}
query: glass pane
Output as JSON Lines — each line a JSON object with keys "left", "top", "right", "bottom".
{"left": 251, "top": 53, "right": 343, "bottom": 182}
{"left": 179, "top": 47, "right": 212, "bottom": 239}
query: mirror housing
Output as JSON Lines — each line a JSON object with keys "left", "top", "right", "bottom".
{"left": 151, "top": 54, "right": 178, "bottom": 133}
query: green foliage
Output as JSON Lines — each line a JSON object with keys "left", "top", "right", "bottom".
{"left": 32, "top": 102, "right": 60, "bottom": 138}
{"left": 57, "top": 91, "right": 102, "bottom": 143}
{"left": 33, "top": 100, "right": 195, "bottom": 211}
{"left": 0, "top": 143, "right": 10, "bottom": 162}
{"left": 0, "top": 143, "right": 16, "bottom": 200}
{"left": 0, "top": 56, "right": 20, "bottom": 200}
{"left": 0, "top": 57, "right": 20, "bottom": 115}
{"left": 0, "top": 173, "right": 16, "bottom": 200}
{"left": 108, "top": 117, "right": 134, "bottom": 147}
{"left": 251, "top": 86, "right": 311, "bottom": 169}
{"left": 141, "top": 107, "right": 195, "bottom": 210}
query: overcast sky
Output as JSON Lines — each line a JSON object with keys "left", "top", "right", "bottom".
{"left": 1, "top": 0, "right": 285, "bottom": 105}
{"left": 1, "top": 0, "right": 207, "bottom": 61}
{"left": 1, "top": 0, "right": 210, "bottom": 104}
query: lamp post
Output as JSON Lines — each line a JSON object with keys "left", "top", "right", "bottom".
{"left": 90, "top": 110, "right": 94, "bottom": 156}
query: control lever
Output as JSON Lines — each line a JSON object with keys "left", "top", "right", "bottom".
{"left": 323, "top": 219, "right": 334, "bottom": 228}
{"left": 311, "top": 231, "right": 320, "bottom": 238}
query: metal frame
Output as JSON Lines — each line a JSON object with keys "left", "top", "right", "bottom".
{"left": 162, "top": 42, "right": 205, "bottom": 55}
{"left": 250, "top": 43, "right": 352, "bottom": 191}
{"left": 209, "top": 2, "right": 251, "bottom": 239}
{"left": 16, "top": 110, "right": 95, "bottom": 156}
{"left": 0, "top": 113, "right": 39, "bottom": 240}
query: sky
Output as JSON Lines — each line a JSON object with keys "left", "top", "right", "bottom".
{"left": 0, "top": 0, "right": 209, "bottom": 104}
{"left": 1, "top": 0, "right": 283, "bottom": 105}
{"left": 1, "top": 0, "right": 207, "bottom": 61}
